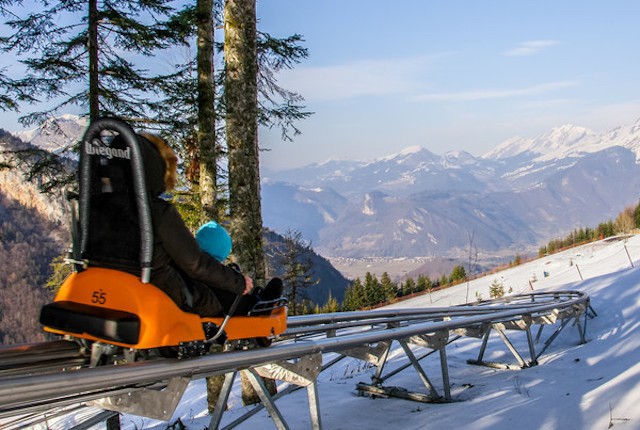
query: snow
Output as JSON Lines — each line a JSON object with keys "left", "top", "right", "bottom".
{"left": 482, "top": 119, "right": 640, "bottom": 163}
{"left": 26, "top": 235, "right": 640, "bottom": 429}
{"left": 380, "top": 145, "right": 424, "bottom": 161}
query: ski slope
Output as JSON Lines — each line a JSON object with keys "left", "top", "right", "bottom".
{"left": 39, "top": 235, "right": 640, "bottom": 430}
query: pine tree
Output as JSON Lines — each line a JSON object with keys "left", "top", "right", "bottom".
{"left": 401, "top": 277, "right": 416, "bottom": 297}
{"left": 0, "top": 0, "right": 178, "bottom": 126}
{"left": 321, "top": 292, "right": 339, "bottom": 313}
{"left": 489, "top": 279, "right": 505, "bottom": 299}
{"left": 363, "top": 272, "right": 381, "bottom": 307}
{"left": 0, "top": 0, "right": 184, "bottom": 195}
{"left": 342, "top": 278, "right": 364, "bottom": 311}
{"left": 538, "top": 245, "right": 548, "bottom": 258}
{"left": 416, "top": 274, "right": 430, "bottom": 292}
{"left": 276, "top": 229, "right": 317, "bottom": 315}
{"left": 449, "top": 265, "right": 466, "bottom": 283}
{"left": 512, "top": 253, "right": 522, "bottom": 266}
{"left": 379, "top": 272, "right": 397, "bottom": 304}
{"left": 417, "top": 274, "right": 433, "bottom": 303}
{"left": 256, "top": 32, "right": 311, "bottom": 140}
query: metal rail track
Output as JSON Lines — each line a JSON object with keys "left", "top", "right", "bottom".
{"left": 0, "top": 291, "right": 592, "bottom": 428}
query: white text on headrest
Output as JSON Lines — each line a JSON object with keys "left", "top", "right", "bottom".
{"left": 85, "top": 140, "right": 131, "bottom": 160}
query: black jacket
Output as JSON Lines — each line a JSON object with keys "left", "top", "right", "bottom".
{"left": 139, "top": 133, "right": 245, "bottom": 317}
{"left": 149, "top": 197, "right": 245, "bottom": 317}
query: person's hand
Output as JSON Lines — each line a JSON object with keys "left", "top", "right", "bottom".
{"left": 242, "top": 275, "right": 253, "bottom": 295}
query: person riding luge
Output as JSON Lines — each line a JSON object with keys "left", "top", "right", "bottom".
{"left": 40, "top": 118, "right": 285, "bottom": 353}
{"left": 103, "top": 131, "right": 282, "bottom": 317}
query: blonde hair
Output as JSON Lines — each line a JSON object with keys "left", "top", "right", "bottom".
{"left": 139, "top": 132, "right": 178, "bottom": 191}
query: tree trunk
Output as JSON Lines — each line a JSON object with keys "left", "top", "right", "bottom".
{"left": 224, "top": 0, "right": 265, "bottom": 285}
{"left": 196, "top": 0, "right": 226, "bottom": 411}
{"left": 197, "top": 0, "right": 218, "bottom": 222}
{"left": 224, "top": 0, "right": 275, "bottom": 406}
{"left": 206, "top": 373, "right": 226, "bottom": 413}
{"left": 88, "top": 0, "right": 99, "bottom": 121}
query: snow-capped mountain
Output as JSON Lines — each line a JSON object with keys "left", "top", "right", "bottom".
{"left": 263, "top": 118, "right": 640, "bottom": 258}
{"left": 10, "top": 114, "right": 640, "bottom": 259}
{"left": 483, "top": 119, "right": 640, "bottom": 162}
{"left": 267, "top": 145, "right": 491, "bottom": 198}
{"left": 12, "top": 114, "right": 88, "bottom": 155}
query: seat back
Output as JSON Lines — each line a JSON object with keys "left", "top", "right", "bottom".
{"left": 74, "top": 118, "right": 153, "bottom": 282}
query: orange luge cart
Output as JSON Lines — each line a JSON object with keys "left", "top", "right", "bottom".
{"left": 40, "top": 118, "right": 287, "bottom": 361}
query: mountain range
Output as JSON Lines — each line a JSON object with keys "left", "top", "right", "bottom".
{"left": 12, "top": 114, "right": 88, "bottom": 155}
{"left": 9, "top": 115, "right": 640, "bottom": 261}
{"left": 262, "top": 120, "right": 640, "bottom": 259}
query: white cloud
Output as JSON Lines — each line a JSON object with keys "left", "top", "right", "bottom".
{"left": 275, "top": 54, "right": 451, "bottom": 103}
{"left": 503, "top": 40, "right": 560, "bottom": 56}
{"left": 413, "top": 80, "right": 579, "bottom": 102}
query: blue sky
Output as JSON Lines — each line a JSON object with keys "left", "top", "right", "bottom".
{"left": 3, "top": 1, "right": 640, "bottom": 170}
{"left": 257, "top": 0, "right": 640, "bottom": 169}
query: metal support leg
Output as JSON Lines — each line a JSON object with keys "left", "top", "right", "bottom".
{"left": 208, "top": 372, "right": 237, "bottom": 430}
{"left": 307, "top": 381, "right": 322, "bottom": 430}
{"left": 574, "top": 315, "right": 586, "bottom": 344}
{"left": 374, "top": 335, "right": 459, "bottom": 385}
{"left": 525, "top": 327, "right": 538, "bottom": 366}
{"left": 438, "top": 347, "right": 451, "bottom": 401}
{"left": 248, "top": 354, "right": 323, "bottom": 429}
{"left": 476, "top": 326, "right": 492, "bottom": 362}
{"left": 371, "top": 342, "right": 393, "bottom": 385}
{"left": 534, "top": 325, "right": 544, "bottom": 343}
{"left": 244, "top": 368, "right": 290, "bottom": 430}
{"left": 535, "top": 318, "right": 572, "bottom": 360}
{"left": 398, "top": 340, "right": 439, "bottom": 398}
{"left": 495, "top": 328, "right": 527, "bottom": 368}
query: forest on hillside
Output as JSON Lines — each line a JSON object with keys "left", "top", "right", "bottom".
{"left": 0, "top": 192, "right": 65, "bottom": 344}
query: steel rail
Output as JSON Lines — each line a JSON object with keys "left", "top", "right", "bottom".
{"left": 0, "top": 291, "right": 584, "bottom": 373}
{"left": 0, "top": 340, "right": 89, "bottom": 378}
{"left": 282, "top": 291, "right": 585, "bottom": 336}
{"left": 285, "top": 291, "right": 584, "bottom": 328}
{"left": 0, "top": 290, "right": 589, "bottom": 416}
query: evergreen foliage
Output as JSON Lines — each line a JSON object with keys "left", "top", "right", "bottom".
{"left": 0, "top": 0, "right": 179, "bottom": 126}
{"left": 342, "top": 267, "right": 457, "bottom": 311}
{"left": 342, "top": 278, "right": 364, "bottom": 312}
{"left": 449, "top": 264, "right": 466, "bottom": 283}
{"left": 489, "top": 279, "right": 505, "bottom": 299}
{"left": 440, "top": 274, "right": 448, "bottom": 288}
{"left": 0, "top": 70, "right": 36, "bottom": 112}
{"left": 274, "top": 229, "right": 318, "bottom": 315}
{"left": 379, "top": 272, "right": 397, "bottom": 304}
{"left": 539, "top": 201, "right": 640, "bottom": 258}
{"left": 401, "top": 277, "right": 416, "bottom": 297}
{"left": 319, "top": 292, "right": 339, "bottom": 313}
{"left": 362, "top": 272, "right": 380, "bottom": 305}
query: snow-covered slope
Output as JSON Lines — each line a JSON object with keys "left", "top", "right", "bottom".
{"left": 108, "top": 234, "right": 640, "bottom": 430}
